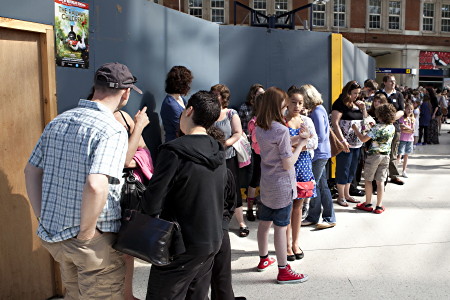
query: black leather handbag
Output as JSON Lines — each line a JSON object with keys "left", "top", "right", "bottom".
{"left": 120, "top": 169, "right": 145, "bottom": 212}
{"left": 114, "top": 209, "right": 183, "bottom": 266}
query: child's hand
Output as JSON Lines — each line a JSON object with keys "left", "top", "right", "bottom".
{"left": 299, "top": 124, "right": 310, "bottom": 138}
{"left": 351, "top": 124, "right": 358, "bottom": 131}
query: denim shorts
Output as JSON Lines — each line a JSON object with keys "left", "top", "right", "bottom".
{"left": 258, "top": 202, "right": 293, "bottom": 226}
{"left": 398, "top": 141, "right": 413, "bottom": 155}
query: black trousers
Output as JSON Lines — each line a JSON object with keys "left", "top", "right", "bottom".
{"left": 146, "top": 252, "right": 215, "bottom": 300}
{"left": 211, "top": 230, "right": 234, "bottom": 300}
{"left": 418, "top": 125, "right": 429, "bottom": 144}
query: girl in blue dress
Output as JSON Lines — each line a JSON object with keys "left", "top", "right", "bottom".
{"left": 285, "top": 86, "right": 318, "bottom": 261}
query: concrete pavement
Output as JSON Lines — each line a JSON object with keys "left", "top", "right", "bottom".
{"left": 132, "top": 124, "right": 450, "bottom": 299}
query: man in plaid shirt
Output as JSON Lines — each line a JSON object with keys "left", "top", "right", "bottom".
{"left": 25, "top": 62, "right": 142, "bottom": 299}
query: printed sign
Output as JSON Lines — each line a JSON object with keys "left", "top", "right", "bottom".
{"left": 54, "top": 0, "right": 89, "bottom": 68}
{"left": 419, "top": 51, "right": 450, "bottom": 70}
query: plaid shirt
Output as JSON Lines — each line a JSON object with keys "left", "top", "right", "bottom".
{"left": 238, "top": 102, "right": 253, "bottom": 135}
{"left": 29, "top": 100, "right": 128, "bottom": 242}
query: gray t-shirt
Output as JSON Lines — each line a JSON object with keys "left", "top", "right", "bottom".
{"left": 256, "top": 121, "right": 296, "bottom": 209}
{"left": 214, "top": 109, "right": 237, "bottom": 159}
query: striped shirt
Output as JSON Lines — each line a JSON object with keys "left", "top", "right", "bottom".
{"left": 28, "top": 100, "right": 128, "bottom": 242}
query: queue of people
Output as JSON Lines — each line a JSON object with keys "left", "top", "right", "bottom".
{"left": 24, "top": 62, "right": 448, "bottom": 299}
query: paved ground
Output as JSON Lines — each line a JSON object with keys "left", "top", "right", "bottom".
{"left": 132, "top": 124, "right": 450, "bottom": 300}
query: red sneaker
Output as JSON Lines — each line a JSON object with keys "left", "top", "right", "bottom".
{"left": 277, "top": 264, "right": 309, "bottom": 284}
{"left": 355, "top": 203, "right": 373, "bottom": 212}
{"left": 374, "top": 206, "right": 385, "bottom": 214}
{"left": 257, "top": 257, "right": 276, "bottom": 272}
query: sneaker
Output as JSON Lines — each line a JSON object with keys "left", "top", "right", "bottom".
{"left": 373, "top": 206, "right": 385, "bottom": 214}
{"left": 277, "top": 264, "right": 309, "bottom": 284}
{"left": 355, "top": 203, "right": 373, "bottom": 212}
{"left": 257, "top": 257, "right": 276, "bottom": 272}
{"left": 316, "top": 221, "right": 336, "bottom": 229}
{"left": 301, "top": 220, "right": 315, "bottom": 226}
{"left": 402, "top": 171, "right": 408, "bottom": 178}
{"left": 301, "top": 202, "right": 309, "bottom": 221}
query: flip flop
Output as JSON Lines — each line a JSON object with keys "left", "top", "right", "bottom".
{"left": 337, "top": 198, "right": 348, "bottom": 207}
{"left": 346, "top": 196, "right": 361, "bottom": 203}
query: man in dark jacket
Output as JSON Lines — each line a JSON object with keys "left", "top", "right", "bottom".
{"left": 143, "top": 91, "right": 226, "bottom": 300}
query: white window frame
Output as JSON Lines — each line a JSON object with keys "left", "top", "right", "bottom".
{"left": 211, "top": 0, "right": 225, "bottom": 24}
{"left": 333, "top": 0, "right": 347, "bottom": 28}
{"left": 441, "top": 2, "right": 450, "bottom": 33}
{"left": 185, "top": 0, "right": 229, "bottom": 24}
{"left": 188, "top": 0, "right": 203, "bottom": 19}
{"left": 368, "top": 0, "right": 382, "bottom": 29}
{"left": 388, "top": 0, "right": 401, "bottom": 30}
{"left": 253, "top": 0, "right": 268, "bottom": 16}
{"left": 274, "top": 0, "right": 289, "bottom": 23}
{"left": 312, "top": 3, "right": 326, "bottom": 28}
{"left": 422, "top": 1, "right": 435, "bottom": 32}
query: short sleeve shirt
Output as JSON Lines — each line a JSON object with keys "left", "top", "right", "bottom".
{"left": 256, "top": 121, "right": 296, "bottom": 209}
{"left": 367, "top": 123, "right": 395, "bottom": 155}
{"left": 28, "top": 100, "right": 128, "bottom": 242}
{"left": 332, "top": 98, "right": 364, "bottom": 148}
{"left": 214, "top": 109, "right": 238, "bottom": 159}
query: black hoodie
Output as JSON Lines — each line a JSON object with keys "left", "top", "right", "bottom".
{"left": 142, "top": 134, "right": 227, "bottom": 256}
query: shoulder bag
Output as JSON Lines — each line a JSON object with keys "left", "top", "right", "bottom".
{"left": 329, "top": 128, "right": 345, "bottom": 157}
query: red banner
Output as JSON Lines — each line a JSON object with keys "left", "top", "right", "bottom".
{"left": 54, "top": 0, "right": 88, "bottom": 9}
{"left": 419, "top": 51, "right": 450, "bottom": 69}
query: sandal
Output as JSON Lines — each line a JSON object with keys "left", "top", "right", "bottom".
{"left": 373, "top": 206, "right": 385, "bottom": 214}
{"left": 337, "top": 198, "right": 348, "bottom": 207}
{"left": 346, "top": 196, "right": 361, "bottom": 203}
{"left": 293, "top": 247, "right": 304, "bottom": 260}
{"left": 355, "top": 203, "right": 373, "bottom": 212}
{"left": 239, "top": 226, "right": 249, "bottom": 237}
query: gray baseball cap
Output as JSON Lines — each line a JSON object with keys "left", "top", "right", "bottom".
{"left": 95, "top": 62, "right": 143, "bottom": 94}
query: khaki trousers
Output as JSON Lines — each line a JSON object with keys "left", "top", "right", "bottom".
{"left": 42, "top": 233, "right": 125, "bottom": 300}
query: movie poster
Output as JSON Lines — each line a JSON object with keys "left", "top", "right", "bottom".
{"left": 419, "top": 51, "right": 450, "bottom": 70}
{"left": 54, "top": 0, "right": 89, "bottom": 68}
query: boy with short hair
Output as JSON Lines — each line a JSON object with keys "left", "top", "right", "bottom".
{"left": 352, "top": 103, "right": 397, "bottom": 214}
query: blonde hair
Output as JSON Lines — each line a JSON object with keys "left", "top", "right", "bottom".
{"left": 404, "top": 102, "right": 415, "bottom": 121}
{"left": 299, "top": 84, "right": 323, "bottom": 109}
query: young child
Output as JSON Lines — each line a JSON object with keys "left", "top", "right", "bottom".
{"left": 352, "top": 103, "right": 397, "bottom": 214}
{"left": 246, "top": 93, "right": 264, "bottom": 221}
{"left": 255, "top": 87, "right": 309, "bottom": 284}
{"left": 285, "top": 87, "right": 318, "bottom": 261}
{"left": 398, "top": 103, "right": 415, "bottom": 178}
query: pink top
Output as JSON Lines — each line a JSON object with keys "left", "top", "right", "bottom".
{"left": 399, "top": 116, "right": 414, "bottom": 142}
{"left": 248, "top": 117, "right": 260, "bottom": 154}
{"left": 133, "top": 148, "right": 154, "bottom": 182}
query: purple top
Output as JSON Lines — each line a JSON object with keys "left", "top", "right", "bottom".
{"left": 256, "top": 121, "right": 297, "bottom": 209}
{"left": 310, "top": 105, "right": 331, "bottom": 161}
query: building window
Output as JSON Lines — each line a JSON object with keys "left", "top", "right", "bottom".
{"left": 253, "top": 0, "right": 267, "bottom": 15}
{"left": 211, "top": 0, "right": 224, "bottom": 23}
{"left": 423, "top": 2, "right": 434, "bottom": 31}
{"left": 388, "top": 1, "right": 401, "bottom": 29}
{"left": 189, "top": 0, "right": 203, "bottom": 18}
{"left": 442, "top": 4, "right": 450, "bottom": 32}
{"left": 275, "top": 0, "right": 288, "bottom": 23}
{"left": 312, "top": 3, "right": 326, "bottom": 27}
{"left": 368, "top": 0, "right": 381, "bottom": 29}
{"left": 333, "top": 0, "right": 346, "bottom": 27}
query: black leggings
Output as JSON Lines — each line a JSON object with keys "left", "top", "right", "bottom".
{"left": 226, "top": 156, "right": 242, "bottom": 208}
{"left": 418, "top": 125, "right": 429, "bottom": 144}
{"left": 249, "top": 151, "right": 261, "bottom": 188}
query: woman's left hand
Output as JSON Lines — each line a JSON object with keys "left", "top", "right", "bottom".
{"left": 355, "top": 100, "right": 366, "bottom": 111}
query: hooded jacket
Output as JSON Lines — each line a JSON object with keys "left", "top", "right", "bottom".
{"left": 142, "top": 134, "right": 227, "bottom": 256}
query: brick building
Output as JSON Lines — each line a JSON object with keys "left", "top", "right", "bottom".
{"left": 156, "top": 0, "right": 450, "bottom": 88}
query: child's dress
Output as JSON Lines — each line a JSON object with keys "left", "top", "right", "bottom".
{"left": 287, "top": 115, "right": 319, "bottom": 199}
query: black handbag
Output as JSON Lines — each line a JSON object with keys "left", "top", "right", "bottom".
{"left": 120, "top": 169, "right": 146, "bottom": 212}
{"left": 113, "top": 209, "right": 183, "bottom": 266}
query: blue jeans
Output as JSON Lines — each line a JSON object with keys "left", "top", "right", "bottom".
{"left": 335, "top": 147, "right": 361, "bottom": 185}
{"left": 305, "top": 159, "right": 336, "bottom": 223}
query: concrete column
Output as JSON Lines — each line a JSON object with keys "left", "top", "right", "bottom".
{"left": 403, "top": 49, "right": 420, "bottom": 88}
